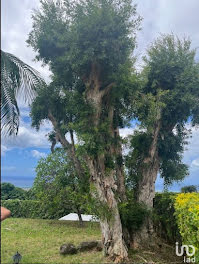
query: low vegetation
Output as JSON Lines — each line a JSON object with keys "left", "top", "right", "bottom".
{"left": 1, "top": 218, "right": 181, "bottom": 264}
{"left": 1, "top": 219, "right": 101, "bottom": 264}
{"left": 175, "top": 193, "right": 199, "bottom": 262}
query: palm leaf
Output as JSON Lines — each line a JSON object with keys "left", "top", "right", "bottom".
{"left": 1, "top": 50, "right": 45, "bottom": 135}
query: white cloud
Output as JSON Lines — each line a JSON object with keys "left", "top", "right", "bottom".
{"left": 19, "top": 107, "right": 31, "bottom": 118}
{"left": 2, "top": 119, "right": 52, "bottom": 150}
{"left": 31, "top": 150, "right": 47, "bottom": 159}
{"left": 1, "top": 0, "right": 51, "bottom": 83}
{"left": 1, "top": 145, "right": 9, "bottom": 156}
{"left": 191, "top": 158, "right": 199, "bottom": 168}
{"left": 2, "top": 0, "right": 199, "bottom": 80}
{"left": 134, "top": 0, "right": 199, "bottom": 67}
{"left": 119, "top": 127, "right": 136, "bottom": 138}
{"left": 183, "top": 126, "right": 199, "bottom": 165}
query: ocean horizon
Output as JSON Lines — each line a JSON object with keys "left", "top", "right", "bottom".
{"left": 1, "top": 176, "right": 34, "bottom": 188}
{"left": 1, "top": 176, "right": 196, "bottom": 192}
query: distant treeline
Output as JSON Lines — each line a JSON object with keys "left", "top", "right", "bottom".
{"left": 1, "top": 182, "right": 35, "bottom": 200}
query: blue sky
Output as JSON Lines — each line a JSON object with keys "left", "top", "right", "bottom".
{"left": 1, "top": 0, "right": 199, "bottom": 190}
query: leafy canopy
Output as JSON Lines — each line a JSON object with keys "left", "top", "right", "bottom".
{"left": 126, "top": 34, "right": 199, "bottom": 186}
{"left": 33, "top": 148, "right": 89, "bottom": 216}
{"left": 27, "top": 0, "right": 141, "bottom": 83}
{"left": 28, "top": 0, "right": 141, "bottom": 160}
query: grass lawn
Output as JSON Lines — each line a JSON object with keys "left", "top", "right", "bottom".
{"left": 1, "top": 218, "right": 182, "bottom": 264}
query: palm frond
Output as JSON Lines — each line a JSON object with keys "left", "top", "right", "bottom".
{"left": 1, "top": 50, "right": 46, "bottom": 136}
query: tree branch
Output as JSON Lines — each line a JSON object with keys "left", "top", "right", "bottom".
{"left": 48, "top": 110, "right": 71, "bottom": 149}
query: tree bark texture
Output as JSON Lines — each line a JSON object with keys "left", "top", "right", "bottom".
{"left": 137, "top": 116, "right": 161, "bottom": 207}
{"left": 83, "top": 63, "right": 128, "bottom": 262}
{"left": 48, "top": 111, "right": 85, "bottom": 181}
{"left": 114, "top": 127, "right": 127, "bottom": 202}
{"left": 87, "top": 155, "right": 128, "bottom": 262}
{"left": 132, "top": 116, "right": 161, "bottom": 247}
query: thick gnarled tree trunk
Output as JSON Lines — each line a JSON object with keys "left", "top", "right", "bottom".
{"left": 82, "top": 63, "right": 128, "bottom": 262}
{"left": 132, "top": 155, "right": 159, "bottom": 247}
{"left": 87, "top": 155, "right": 128, "bottom": 262}
{"left": 132, "top": 117, "right": 161, "bottom": 247}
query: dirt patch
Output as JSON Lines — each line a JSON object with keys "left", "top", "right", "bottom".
{"left": 128, "top": 239, "right": 183, "bottom": 264}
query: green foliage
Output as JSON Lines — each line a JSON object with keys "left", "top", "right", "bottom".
{"left": 27, "top": 0, "right": 141, "bottom": 82}
{"left": 142, "top": 34, "right": 199, "bottom": 129}
{"left": 1, "top": 50, "right": 45, "bottom": 135}
{"left": 127, "top": 34, "right": 199, "bottom": 188}
{"left": 25, "top": 188, "right": 37, "bottom": 200}
{"left": 125, "top": 131, "right": 152, "bottom": 189}
{"left": 154, "top": 190, "right": 199, "bottom": 262}
{"left": 181, "top": 185, "right": 198, "bottom": 193}
{"left": 28, "top": 0, "right": 141, "bottom": 160}
{"left": 153, "top": 192, "right": 180, "bottom": 243}
{"left": 33, "top": 148, "right": 89, "bottom": 218}
{"left": 119, "top": 199, "right": 148, "bottom": 233}
{"left": 175, "top": 193, "right": 199, "bottom": 262}
{"left": 87, "top": 184, "right": 113, "bottom": 222}
{"left": 30, "top": 83, "right": 82, "bottom": 132}
{"left": 1, "top": 200, "right": 46, "bottom": 219}
{"left": 1, "top": 182, "right": 28, "bottom": 200}
{"left": 159, "top": 124, "right": 189, "bottom": 186}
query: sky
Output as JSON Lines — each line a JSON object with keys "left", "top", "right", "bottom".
{"left": 1, "top": 0, "right": 199, "bottom": 190}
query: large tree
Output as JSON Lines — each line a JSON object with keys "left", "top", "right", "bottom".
{"left": 27, "top": 0, "right": 141, "bottom": 261}
{"left": 126, "top": 34, "right": 199, "bottom": 244}
{"left": 1, "top": 50, "right": 44, "bottom": 135}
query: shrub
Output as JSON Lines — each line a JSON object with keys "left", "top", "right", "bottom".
{"left": 1, "top": 182, "right": 27, "bottom": 200}
{"left": 119, "top": 199, "right": 149, "bottom": 233}
{"left": 1, "top": 200, "right": 44, "bottom": 218}
{"left": 1, "top": 199, "right": 70, "bottom": 219}
{"left": 174, "top": 193, "right": 199, "bottom": 262}
{"left": 153, "top": 192, "right": 181, "bottom": 243}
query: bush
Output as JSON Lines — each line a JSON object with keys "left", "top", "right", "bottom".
{"left": 174, "top": 193, "right": 199, "bottom": 262}
{"left": 1, "top": 199, "right": 70, "bottom": 219}
{"left": 1, "top": 182, "right": 28, "bottom": 200}
{"left": 181, "top": 185, "right": 198, "bottom": 193}
{"left": 119, "top": 199, "right": 149, "bottom": 233}
{"left": 153, "top": 192, "right": 181, "bottom": 243}
{"left": 1, "top": 200, "right": 44, "bottom": 218}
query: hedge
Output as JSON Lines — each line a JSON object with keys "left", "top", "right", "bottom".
{"left": 1, "top": 200, "right": 45, "bottom": 219}
{"left": 174, "top": 193, "right": 199, "bottom": 262}
{"left": 1, "top": 200, "right": 70, "bottom": 219}
{"left": 153, "top": 192, "right": 181, "bottom": 243}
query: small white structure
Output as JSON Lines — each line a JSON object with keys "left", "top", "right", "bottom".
{"left": 59, "top": 213, "right": 99, "bottom": 222}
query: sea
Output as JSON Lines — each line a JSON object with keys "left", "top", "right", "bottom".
{"left": 1, "top": 176, "right": 34, "bottom": 188}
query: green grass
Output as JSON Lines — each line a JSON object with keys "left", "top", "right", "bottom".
{"left": 1, "top": 218, "right": 182, "bottom": 264}
{"left": 1, "top": 218, "right": 104, "bottom": 264}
